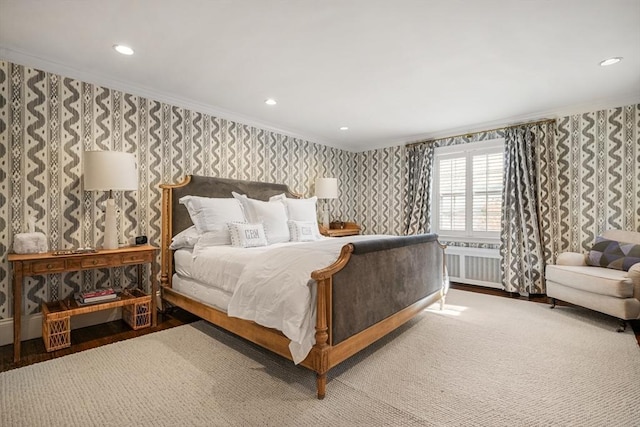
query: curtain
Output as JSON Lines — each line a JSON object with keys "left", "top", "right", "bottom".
{"left": 405, "top": 143, "right": 434, "bottom": 235}
{"left": 500, "top": 123, "right": 556, "bottom": 295}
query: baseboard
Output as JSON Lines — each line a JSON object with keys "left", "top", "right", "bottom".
{"left": 449, "top": 277, "right": 503, "bottom": 289}
{"left": 0, "top": 308, "right": 122, "bottom": 347}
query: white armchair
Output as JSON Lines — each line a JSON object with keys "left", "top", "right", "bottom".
{"left": 545, "top": 229, "right": 640, "bottom": 332}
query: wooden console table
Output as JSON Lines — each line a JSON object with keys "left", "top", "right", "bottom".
{"left": 8, "top": 244, "right": 158, "bottom": 362}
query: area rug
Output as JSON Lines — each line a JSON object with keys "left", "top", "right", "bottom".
{"left": 1, "top": 289, "right": 638, "bottom": 426}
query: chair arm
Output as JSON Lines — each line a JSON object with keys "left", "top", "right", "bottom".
{"left": 556, "top": 252, "right": 587, "bottom": 266}
{"left": 628, "top": 263, "right": 640, "bottom": 300}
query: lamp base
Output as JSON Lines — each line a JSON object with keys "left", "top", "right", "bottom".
{"left": 103, "top": 198, "right": 118, "bottom": 250}
{"left": 321, "top": 200, "right": 330, "bottom": 229}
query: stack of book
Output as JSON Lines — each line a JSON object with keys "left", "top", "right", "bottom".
{"left": 75, "top": 288, "right": 117, "bottom": 304}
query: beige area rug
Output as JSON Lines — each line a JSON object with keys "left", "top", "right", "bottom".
{"left": 1, "top": 289, "right": 639, "bottom": 427}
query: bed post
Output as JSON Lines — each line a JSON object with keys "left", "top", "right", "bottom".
{"left": 311, "top": 244, "right": 354, "bottom": 399}
{"left": 160, "top": 175, "right": 192, "bottom": 289}
{"left": 314, "top": 275, "right": 331, "bottom": 399}
{"left": 438, "top": 241, "right": 448, "bottom": 310}
{"left": 160, "top": 183, "right": 173, "bottom": 288}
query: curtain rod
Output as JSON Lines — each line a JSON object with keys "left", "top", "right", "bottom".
{"left": 405, "top": 118, "right": 555, "bottom": 148}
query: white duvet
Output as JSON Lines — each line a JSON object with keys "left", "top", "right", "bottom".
{"left": 191, "top": 234, "right": 390, "bottom": 363}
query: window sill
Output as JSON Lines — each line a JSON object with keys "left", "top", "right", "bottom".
{"left": 435, "top": 235, "right": 501, "bottom": 246}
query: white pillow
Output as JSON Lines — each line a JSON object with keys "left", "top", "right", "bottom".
{"left": 195, "top": 230, "right": 235, "bottom": 248}
{"left": 179, "top": 195, "right": 245, "bottom": 244}
{"left": 227, "top": 222, "right": 268, "bottom": 248}
{"left": 232, "top": 192, "right": 290, "bottom": 244}
{"left": 270, "top": 194, "right": 321, "bottom": 239}
{"left": 170, "top": 225, "right": 200, "bottom": 250}
{"left": 288, "top": 220, "right": 320, "bottom": 242}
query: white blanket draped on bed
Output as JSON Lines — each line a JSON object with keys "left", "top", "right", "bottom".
{"left": 191, "top": 235, "right": 390, "bottom": 364}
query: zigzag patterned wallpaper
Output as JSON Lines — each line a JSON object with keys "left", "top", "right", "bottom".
{"left": 353, "top": 145, "right": 406, "bottom": 235}
{"left": 0, "top": 61, "right": 356, "bottom": 319}
{"left": 354, "top": 105, "right": 639, "bottom": 254}
{"left": 555, "top": 105, "right": 640, "bottom": 251}
{"left": 0, "top": 59, "right": 638, "bottom": 320}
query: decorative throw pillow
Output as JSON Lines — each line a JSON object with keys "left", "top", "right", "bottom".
{"left": 232, "top": 192, "right": 290, "bottom": 244}
{"left": 179, "top": 195, "right": 245, "bottom": 245}
{"left": 169, "top": 225, "right": 200, "bottom": 250}
{"left": 227, "top": 222, "right": 268, "bottom": 248}
{"left": 586, "top": 236, "right": 640, "bottom": 271}
{"left": 270, "top": 194, "right": 321, "bottom": 239}
{"left": 288, "top": 220, "right": 320, "bottom": 242}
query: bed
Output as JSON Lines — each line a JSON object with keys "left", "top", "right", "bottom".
{"left": 160, "top": 175, "right": 447, "bottom": 399}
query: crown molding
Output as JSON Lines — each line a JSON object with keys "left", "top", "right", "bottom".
{"left": 367, "top": 93, "right": 640, "bottom": 152}
{"left": 2, "top": 46, "right": 638, "bottom": 154}
{"left": 0, "top": 46, "right": 347, "bottom": 151}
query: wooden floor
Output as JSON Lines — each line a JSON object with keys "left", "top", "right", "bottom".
{"left": 0, "top": 306, "right": 200, "bottom": 373}
{"left": 1, "top": 284, "right": 639, "bottom": 373}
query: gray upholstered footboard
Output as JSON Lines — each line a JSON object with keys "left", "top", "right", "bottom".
{"left": 331, "top": 234, "right": 445, "bottom": 345}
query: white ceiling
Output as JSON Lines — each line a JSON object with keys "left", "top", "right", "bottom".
{"left": 1, "top": 0, "right": 639, "bottom": 152}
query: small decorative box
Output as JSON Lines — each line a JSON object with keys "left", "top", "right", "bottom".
{"left": 13, "top": 232, "right": 48, "bottom": 254}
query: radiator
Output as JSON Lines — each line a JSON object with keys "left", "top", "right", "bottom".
{"left": 445, "top": 246, "right": 502, "bottom": 289}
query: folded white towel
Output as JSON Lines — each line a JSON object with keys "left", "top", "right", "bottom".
{"left": 13, "top": 232, "right": 48, "bottom": 254}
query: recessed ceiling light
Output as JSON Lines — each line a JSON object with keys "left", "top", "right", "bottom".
{"left": 339, "top": 126, "right": 349, "bottom": 131}
{"left": 113, "top": 44, "right": 134, "bottom": 55}
{"left": 599, "top": 57, "right": 622, "bottom": 66}
{"left": 265, "top": 99, "right": 277, "bottom": 105}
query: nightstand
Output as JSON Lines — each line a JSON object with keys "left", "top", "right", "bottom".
{"left": 319, "top": 222, "right": 361, "bottom": 237}
{"left": 8, "top": 244, "right": 158, "bottom": 362}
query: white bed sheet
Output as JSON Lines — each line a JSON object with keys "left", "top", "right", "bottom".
{"left": 187, "top": 235, "right": 392, "bottom": 363}
{"left": 171, "top": 274, "right": 232, "bottom": 312}
{"left": 173, "top": 248, "right": 195, "bottom": 278}
{"left": 189, "top": 240, "right": 316, "bottom": 294}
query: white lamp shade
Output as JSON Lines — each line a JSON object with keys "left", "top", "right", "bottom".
{"left": 84, "top": 151, "right": 138, "bottom": 191}
{"left": 315, "top": 178, "right": 338, "bottom": 199}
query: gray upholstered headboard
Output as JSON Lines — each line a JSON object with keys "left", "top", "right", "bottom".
{"left": 160, "top": 175, "right": 299, "bottom": 286}
{"left": 168, "top": 175, "right": 299, "bottom": 235}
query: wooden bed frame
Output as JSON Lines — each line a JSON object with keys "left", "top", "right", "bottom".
{"left": 160, "top": 175, "right": 447, "bottom": 399}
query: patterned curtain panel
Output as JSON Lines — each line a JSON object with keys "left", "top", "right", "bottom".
{"left": 500, "top": 125, "right": 551, "bottom": 295}
{"left": 404, "top": 143, "right": 434, "bottom": 235}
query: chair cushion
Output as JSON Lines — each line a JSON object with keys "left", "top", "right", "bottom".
{"left": 546, "top": 265, "right": 633, "bottom": 298}
{"left": 586, "top": 236, "right": 640, "bottom": 271}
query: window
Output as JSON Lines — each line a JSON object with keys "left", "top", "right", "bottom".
{"left": 433, "top": 139, "right": 504, "bottom": 242}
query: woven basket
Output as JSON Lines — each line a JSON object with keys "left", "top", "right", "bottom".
{"left": 42, "top": 315, "right": 71, "bottom": 351}
{"left": 122, "top": 298, "right": 151, "bottom": 330}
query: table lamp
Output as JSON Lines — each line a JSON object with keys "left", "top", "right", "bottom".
{"left": 315, "top": 177, "right": 338, "bottom": 229}
{"left": 83, "top": 151, "right": 138, "bottom": 250}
